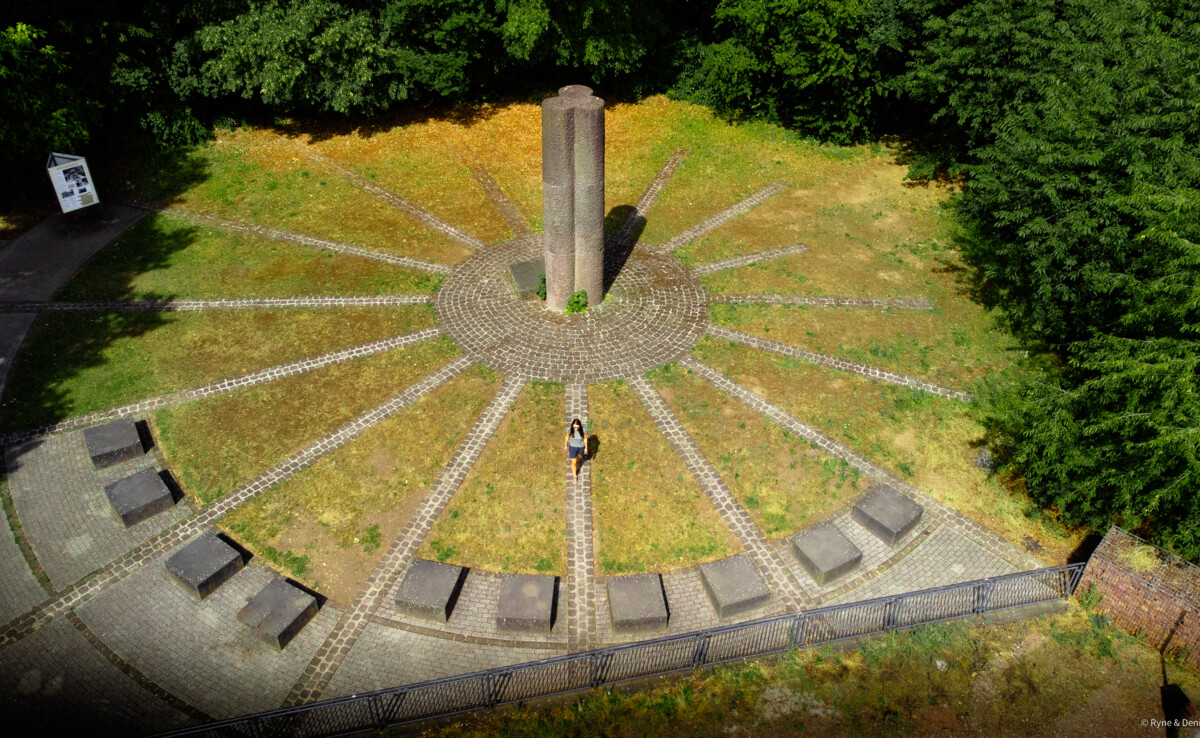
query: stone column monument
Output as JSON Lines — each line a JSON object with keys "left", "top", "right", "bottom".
{"left": 542, "top": 85, "right": 605, "bottom": 310}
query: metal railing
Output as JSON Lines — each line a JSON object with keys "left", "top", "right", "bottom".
{"left": 153, "top": 563, "right": 1085, "bottom": 738}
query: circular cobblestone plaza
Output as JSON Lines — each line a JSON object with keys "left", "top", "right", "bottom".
{"left": 0, "top": 99, "right": 1046, "bottom": 734}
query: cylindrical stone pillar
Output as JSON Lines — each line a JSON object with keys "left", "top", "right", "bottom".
{"left": 542, "top": 96, "right": 575, "bottom": 310}
{"left": 572, "top": 95, "right": 605, "bottom": 307}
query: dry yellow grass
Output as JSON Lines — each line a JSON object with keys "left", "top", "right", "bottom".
{"left": 419, "top": 381, "right": 566, "bottom": 574}
{"left": 588, "top": 380, "right": 742, "bottom": 573}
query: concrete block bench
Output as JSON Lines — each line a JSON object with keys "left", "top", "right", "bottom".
{"left": 496, "top": 574, "right": 557, "bottom": 634}
{"left": 607, "top": 573, "right": 669, "bottom": 633}
{"left": 103, "top": 468, "right": 174, "bottom": 528}
{"left": 166, "top": 533, "right": 244, "bottom": 600}
{"left": 394, "top": 559, "right": 467, "bottom": 623}
{"left": 698, "top": 554, "right": 770, "bottom": 619}
{"left": 791, "top": 524, "right": 862, "bottom": 585}
{"left": 84, "top": 419, "right": 144, "bottom": 469}
{"left": 852, "top": 483, "right": 924, "bottom": 546}
{"left": 237, "top": 578, "right": 318, "bottom": 651}
{"left": 508, "top": 257, "right": 545, "bottom": 299}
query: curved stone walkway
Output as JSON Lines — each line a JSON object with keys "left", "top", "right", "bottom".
{"left": 0, "top": 295, "right": 432, "bottom": 313}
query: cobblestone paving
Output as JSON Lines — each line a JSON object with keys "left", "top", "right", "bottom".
{"left": 613, "top": 148, "right": 688, "bottom": 246}
{"left": 0, "top": 357, "right": 473, "bottom": 650}
{"left": 659, "top": 182, "right": 787, "bottom": 252}
{"left": 0, "top": 616, "right": 196, "bottom": 736}
{"left": 705, "top": 324, "right": 975, "bottom": 403}
{"left": 375, "top": 569, "right": 568, "bottom": 647}
{"left": 0, "top": 295, "right": 433, "bottom": 313}
{"left": 0, "top": 493, "right": 47, "bottom": 624}
{"left": 158, "top": 206, "right": 456, "bottom": 274}
{"left": 680, "top": 356, "right": 1043, "bottom": 573}
{"left": 322, "top": 621, "right": 562, "bottom": 699}
{"left": 6, "top": 432, "right": 191, "bottom": 589}
{"left": 708, "top": 294, "right": 933, "bottom": 310}
{"left": 831, "top": 525, "right": 1017, "bottom": 604}
{"left": 564, "top": 382, "right": 596, "bottom": 652}
{"left": 691, "top": 242, "right": 810, "bottom": 275}
{"left": 628, "top": 375, "right": 810, "bottom": 611}
{"left": 306, "top": 151, "right": 489, "bottom": 250}
{"left": 283, "top": 377, "right": 526, "bottom": 707}
{"left": 451, "top": 138, "right": 531, "bottom": 236}
{"left": 78, "top": 552, "right": 339, "bottom": 719}
{"left": 0, "top": 328, "right": 443, "bottom": 447}
{"left": 437, "top": 234, "right": 708, "bottom": 382}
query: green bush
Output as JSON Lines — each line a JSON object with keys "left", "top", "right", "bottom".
{"left": 566, "top": 290, "right": 588, "bottom": 314}
{"left": 536, "top": 271, "right": 547, "bottom": 301}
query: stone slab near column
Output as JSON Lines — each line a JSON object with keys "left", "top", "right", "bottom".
{"left": 541, "top": 84, "right": 605, "bottom": 309}
{"left": 698, "top": 554, "right": 771, "bottom": 619}
{"left": 103, "top": 468, "right": 174, "bottom": 528}
{"left": 790, "top": 524, "right": 862, "bottom": 585}
{"left": 496, "top": 573, "right": 557, "bottom": 634}
{"left": 607, "top": 573, "right": 669, "bottom": 633}
{"left": 237, "top": 577, "right": 318, "bottom": 651}
{"left": 394, "top": 559, "right": 468, "bottom": 623}
{"left": 166, "top": 533, "right": 244, "bottom": 600}
{"left": 84, "top": 419, "right": 145, "bottom": 469}
{"left": 852, "top": 483, "right": 924, "bottom": 546}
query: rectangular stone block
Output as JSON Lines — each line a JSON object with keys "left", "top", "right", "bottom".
{"left": 791, "top": 524, "right": 862, "bottom": 585}
{"left": 103, "top": 468, "right": 174, "bottom": 528}
{"left": 84, "top": 419, "right": 144, "bottom": 469}
{"left": 394, "top": 559, "right": 467, "bottom": 623}
{"left": 853, "top": 483, "right": 924, "bottom": 546}
{"left": 237, "top": 578, "right": 318, "bottom": 651}
{"left": 508, "top": 258, "right": 546, "bottom": 300}
{"left": 496, "top": 574, "right": 557, "bottom": 634}
{"left": 166, "top": 533, "right": 244, "bottom": 600}
{"left": 607, "top": 573, "right": 668, "bottom": 633}
{"left": 698, "top": 554, "right": 770, "bottom": 619}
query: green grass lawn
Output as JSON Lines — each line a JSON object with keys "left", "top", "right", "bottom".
{"left": 219, "top": 364, "right": 501, "bottom": 606}
{"left": 419, "top": 381, "right": 567, "bottom": 575}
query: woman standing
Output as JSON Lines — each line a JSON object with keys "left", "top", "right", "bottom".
{"left": 565, "top": 418, "right": 587, "bottom": 477}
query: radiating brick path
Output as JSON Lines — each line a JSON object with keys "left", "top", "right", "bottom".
{"left": 0, "top": 357, "right": 473, "bottom": 651}
{"left": 282, "top": 376, "right": 526, "bottom": 707}
{"left": 691, "top": 242, "right": 811, "bottom": 275}
{"left": 679, "top": 355, "right": 1043, "bottom": 572}
{"left": 449, "top": 137, "right": 532, "bottom": 236}
{"left": 306, "top": 151, "right": 488, "bottom": 250}
{"left": 705, "top": 324, "right": 974, "bottom": 402}
{"left": 0, "top": 328, "right": 442, "bottom": 447}
{"left": 160, "top": 207, "right": 455, "bottom": 274}
{"left": 628, "top": 375, "right": 810, "bottom": 611}
{"left": 660, "top": 182, "right": 787, "bottom": 252}
{"left": 709, "top": 294, "right": 933, "bottom": 310}
{"left": 564, "top": 382, "right": 596, "bottom": 652}
{"left": 0, "top": 295, "right": 432, "bottom": 313}
{"left": 613, "top": 148, "right": 688, "bottom": 246}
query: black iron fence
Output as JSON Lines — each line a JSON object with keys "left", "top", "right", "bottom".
{"left": 153, "top": 563, "right": 1085, "bottom": 738}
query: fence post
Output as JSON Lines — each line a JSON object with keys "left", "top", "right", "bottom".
{"left": 1068, "top": 564, "right": 1084, "bottom": 595}
{"left": 692, "top": 634, "right": 710, "bottom": 668}
{"left": 788, "top": 614, "right": 806, "bottom": 650}
{"left": 591, "top": 651, "right": 611, "bottom": 688}
{"left": 368, "top": 695, "right": 386, "bottom": 730}
{"left": 883, "top": 598, "right": 898, "bottom": 631}
{"left": 973, "top": 578, "right": 994, "bottom": 614}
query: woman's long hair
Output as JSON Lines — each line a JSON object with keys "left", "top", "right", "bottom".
{"left": 569, "top": 418, "right": 584, "bottom": 437}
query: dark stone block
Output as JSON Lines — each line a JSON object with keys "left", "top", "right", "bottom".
{"left": 496, "top": 574, "right": 557, "bottom": 634}
{"left": 84, "top": 419, "right": 144, "bottom": 469}
{"left": 166, "top": 533, "right": 244, "bottom": 600}
{"left": 853, "top": 484, "right": 924, "bottom": 546}
{"left": 508, "top": 257, "right": 546, "bottom": 300}
{"left": 103, "top": 468, "right": 174, "bottom": 528}
{"left": 607, "top": 573, "right": 668, "bottom": 633}
{"left": 791, "top": 524, "right": 862, "bottom": 585}
{"left": 698, "top": 554, "right": 771, "bottom": 619}
{"left": 394, "top": 559, "right": 467, "bottom": 622}
{"left": 237, "top": 578, "right": 318, "bottom": 651}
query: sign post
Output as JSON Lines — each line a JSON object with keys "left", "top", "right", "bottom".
{"left": 46, "top": 152, "right": 101, "bottom": 214}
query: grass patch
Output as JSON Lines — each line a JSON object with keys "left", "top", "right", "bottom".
{"left": 649, "top": 364, "right": 861, "bottom": 539}
{"left": 588, "top": 380, "right": 741, "bottom": 574}
{"left": 1, "top": 305, "right": 436, "bottom": 430}
{"left": 1117, "top": 543, "right": 1161, "bottom": 575}
{"left": 219, "top": 364, "right": 502, "bottom": 606}
{"left": 57, "top": 213, "right": 441, "bottom": 300}
{"left": 151, "top": 336, "right": 460, "bottom": 505}
{"left": 419, "top": 381, "right": 566, "bottom": 575}
{"left": 693, "top": 336, "right": 1080, "bottom": 564}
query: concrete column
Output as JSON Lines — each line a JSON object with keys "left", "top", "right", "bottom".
{"left": 571, "top": 94, "right": 605, "bottom": 307}
{"left": 542, "top": 96, "right": 575, "bottom": 310}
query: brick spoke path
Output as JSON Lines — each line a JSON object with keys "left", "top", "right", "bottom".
{"left": 628, "top": 375, "right": 809, "bottom": 611}
{"left": 306, "top": 151, "right": 488, "bottom": 250}
{"left": 705, "top": 324, "right": 974, "bottom": 402}
{"left": 0, "top": 295, "right": 432, "bottom": 313}
{"left": 564, "top": 382, "right": 596, "bottom": 652}
{"left": 0, "top": 328, "right": 444, "bottom": 447}
{"left": 447, "top": 134, "right": 531, "bottom": 236}
{"left": 0, "top": 356, "right": 474, "bottom": 651}
{"left": 660, "top": 182, "right": 787, "bottom": 252}
{"left": 283, "top": 376, "right": 526, "bottom": 707}
{"left": 679, "top": 355, "right": 1043, "bottom": 572}
{"left": 691, "top": 242, "right": 810, "bottom": 275}
{"left": 155, "top": 207, "right": 454, "bottom": 274}
{"left": 613, "top": 148, "right": 688, "bottom": 246}
{"left": 708, "top": 294, "right": 933, "bottom": 310}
